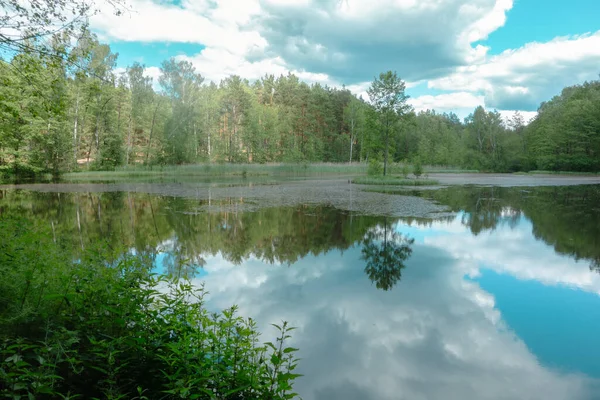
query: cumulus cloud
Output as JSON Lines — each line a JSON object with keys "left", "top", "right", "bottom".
{"left": 256, "top": 0, "right": 513, "bottom": 83}
{"left": 428, "top": 31, "right": 600, "bottom": 111}
{"left": 112, "top": 65, "right": 163, "bottom": 91}
{"left": 88, "top": 0, "right": 599, "bottom": 117}
{"left": 497, "top": 110, "right": 537, "bottom": 125}
{"left": 409, "top": 92, "right": 485, "bottom": 113}
{"left": 92, "top": 0, "right": 265, "bottom": 55}
{"left": 90, "top": 0, "right": 515, "bottom": 85}
{"left": 407, "top": 92, "right": 538, "bottom": 122}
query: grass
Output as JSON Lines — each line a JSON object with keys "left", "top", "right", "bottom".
{"left": 63, "top": 162, "right": 369, "bottom": 181}
{"left": 62, "top": 163, "right": 484, "bottom": 182}
{"left": 352, "top": 176, "right": 440, "bottom": 186}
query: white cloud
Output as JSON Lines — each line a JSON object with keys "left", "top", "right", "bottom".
{"left": 90, "top": 0, "right": 514, "bottom": 84}
{"left": 407, "top": 92, "right": 538, "bottom": 122}
{"left": 88, "top": 0, "right": 599, "bottom": 117}
{"left": 458, "top": 0, "right": 513, "bottom": 44}
{"left": 112, "top": 65, "right": 163, "bottom": 91}
{"left": 143, "top": 66, "right": 161, "bottom": 82}
{"left": 176, "top": 49, "right": 287, "bottom": 82}
{"left": 91, "top": 0, "right": 265, "bottom": 55}
{"left": 256, "top": 0, "right": 513, "bottom": 82}
{"left": 409, "top": 92, "right": 485, "bottom": 112}
{"left": 497, "top": 110, "right": 538, "bottom": 125}
{"left": 429, "top": 31, "right": 600, "bottom": 110}
{"left": 143, "top": 66, "right": 162, "bottom": 90}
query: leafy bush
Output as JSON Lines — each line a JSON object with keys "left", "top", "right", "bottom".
{"left": 402, "top": 163, "right": 410, "bottom": 178}
{"left": 0, "top": 216, "right": 301, "bottom": 399}
{"left": 412, "top": 158, "right": 423, "bottom": 178}
{"left": 367, "top": 158, "right": 383, "bottom": 176}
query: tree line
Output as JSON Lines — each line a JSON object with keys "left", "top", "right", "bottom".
{"left": 1, "top": 31, "right": 599, "bottom": 178}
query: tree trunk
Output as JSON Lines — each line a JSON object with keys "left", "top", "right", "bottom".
{"left": 230, "top": 107, "right": 235, "bottom": 162}
{"left": 349, "top": 117, "right": 354, "bottom": 163}
{"left": 146, "top": 100, "right": 160, "bottom": 165}
{"left": 126, "top": 113, "right": 132, "bottom": 165}
{"left": 193, "top": 122, "right": 198, "bottom": 158}
{"left": 88, "top": 113, "right": 99, "bottom": 165}
{"left": 73, "top": 88, "right": 80, "bottom": 166}
{"left": 360, "top": 126, "right": 364, "bottom": 163}
{"left": 94, "top": 96, "right": 101, "bottom": 152}
{"left": 384, "top": 118, "right": 389, "bottom": 176}
{"left": 477, "top": 128, "right": 484, "bottom": 153}
{"left": 208, "top": 123, "right": 211, "bottom": 161}
{"left": 206, "top": 103, "right": 212, "bottom": 161}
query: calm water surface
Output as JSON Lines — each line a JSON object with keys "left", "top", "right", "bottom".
{"left": 2, "top": 185, "right": 600, "bottom": 400}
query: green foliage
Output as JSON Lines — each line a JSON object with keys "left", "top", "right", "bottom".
{"left": 367, "top": 71, "right": 411, "bottom": 175}
{"left": 2, "top": 21, "right": 599, "bottom": 178}
{"left": 0, "top": 216, "right": 301, "bottom": 399}
{"left": 367, "top": 157, "right": 383, "bottom": 176}
{"left": 401, "top": 163, "right": 410, "bottom": 178}
{"left": 0, "top": 36, "right": 73, "bottom": 179}
{"left": 412, "top": 158, "right": 423, "bottom": 178}
{"left": 525, "top": 81, "right": 600, "bottom": 172}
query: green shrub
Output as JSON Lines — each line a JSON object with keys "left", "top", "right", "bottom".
{"left": 413, "top": 158, "right": 423, "bottom": 178}
{"left": 367, "top": 158, "right": 383, "bottom": 176}
{"left": 402, "top": 163, "right": 410, "bottom": 178}
{"left": 0, "top": 216, "right": 301, "bottom": 399}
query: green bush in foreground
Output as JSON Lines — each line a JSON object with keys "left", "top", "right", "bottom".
{"left": 0, "top": 217, "right": 300, "bottom": 399}
{"left": 352, "top": 176, "right": 440, "bottom": 186}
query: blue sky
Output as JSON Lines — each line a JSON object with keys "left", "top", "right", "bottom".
{"left": 110, "top": 41, "right": 205, "bottom": 68}
{"left": 91, "top": 0, "right": 600, "bottom": 120}
{"left": 476, "top": 269, "right": 600, "bottom": 378}
{"left": 483, "top": 0, "right": 600, "bottom": 53}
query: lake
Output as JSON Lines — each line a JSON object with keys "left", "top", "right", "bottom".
{"left": 1, "top": 183, "right": 600, "bottom": 400}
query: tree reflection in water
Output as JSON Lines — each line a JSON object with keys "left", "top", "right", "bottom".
{"left": 361, "top": 218, "right": 414, "bottom": 291}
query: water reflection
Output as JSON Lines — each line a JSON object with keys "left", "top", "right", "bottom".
{"left": 1, "top": 185, "right": 600, "bottom": 399}
{"left": 412, "top": 185, "right": 600, "bottom": 271}
{"left": 361, "top": 217, "right": 414, "bottom": 291}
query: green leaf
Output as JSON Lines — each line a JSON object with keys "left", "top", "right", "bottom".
{"left": 5, "top": 354, "right": 22, "bottom": 364}
{"left": 283, "top": 347, "right": 299, "bottom": 354}
{"left": 265, "top": 341, "right": 276, "bottom": 351}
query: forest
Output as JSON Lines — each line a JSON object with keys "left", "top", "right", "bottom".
{"left": 1, "top": 30, "right": 600, "bottom": 179}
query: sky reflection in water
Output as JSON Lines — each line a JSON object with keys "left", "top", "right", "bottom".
{"left": 2, "top": 185, "right": 600, "bottom": 399}
{"left": 155, "top": 198, "right": 600, "bottom": 399}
